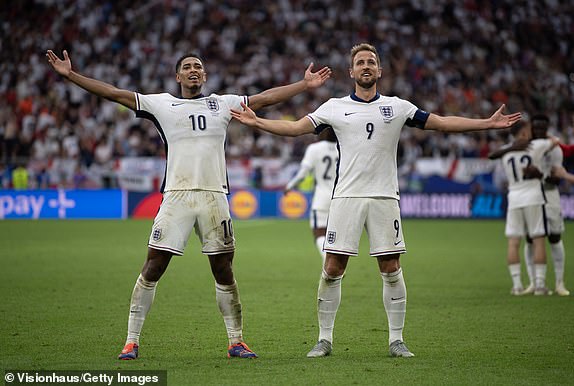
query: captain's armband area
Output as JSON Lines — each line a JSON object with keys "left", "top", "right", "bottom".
{"left": 405, "top": 109, "right": 430, "bottom": 129}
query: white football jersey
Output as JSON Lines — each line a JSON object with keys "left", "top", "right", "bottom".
{"left": 135, "top": 92, "right": 247, "bottom": 193}
{"left": 286, "top": 140, "right": 338, "bottom": 210}
{"left": 541, "top": 146, "right": 563, "bottom": 208}
{"left": 306, "top": 93, "right": 422, "bottom": 199}
{"left": 501, "top": 138, "right": 555, "bottom": 209}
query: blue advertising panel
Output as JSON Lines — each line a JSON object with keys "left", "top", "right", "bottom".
{"left": 0, "top": 189, "right": 126, "bottom": 219}
{"left": 228, "top": 190, "right": 312, "bottom": 219}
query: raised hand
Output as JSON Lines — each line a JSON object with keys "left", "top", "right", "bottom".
{"left": 46, "top": 50, "right": 72, "bottom": 78}
{"left": 489, "top": 104, "right": 522, "bottom": 128}
{"left": 304, "top": 62, "right": 332, "bottom": 89}
{"left": 231, "top": 102, "right": 258, "bottom": 127}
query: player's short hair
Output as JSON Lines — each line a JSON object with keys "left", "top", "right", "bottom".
{"left": 350, "top": 43, "right": 380, "bottom": 67}
{"left": 530, "top": 113, "right": 549, "bottom": 138}
{"left": 175, "top": 53, "right": 203, "bottom": 73}
{"left": 510, "top": 121, "right": 526, "bottom": 136}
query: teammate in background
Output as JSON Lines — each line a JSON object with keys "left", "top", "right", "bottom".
{"left": 491, "top": 114, "right": 569, "bottom": 296}
{"left": 284, "top": 126, "right": 338, "bottom": 263}
{"left": 489, "top": 121, "right": 558, "bottom": 295}
{"left": 231, "top": 43, "right": 522, "bottom": 358}
{"left": 559, "top": 143, "right": 574, "bottom": 158}
{"left": 46, "top": 49, "right": 331, "bottom": 360}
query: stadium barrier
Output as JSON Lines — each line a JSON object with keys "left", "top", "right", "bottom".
{"left": 2, "top": 189, "right": 573, "bottom": 220}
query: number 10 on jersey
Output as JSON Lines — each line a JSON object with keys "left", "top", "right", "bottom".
{"left": 189, "top": 114, "right": 207, "bottom": 131}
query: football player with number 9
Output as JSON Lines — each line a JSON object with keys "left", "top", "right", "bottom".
{"left": 232, "top": 42, "right": 522, "bottom": 358}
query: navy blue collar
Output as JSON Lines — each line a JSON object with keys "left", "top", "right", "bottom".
{"left": 350, "top": 92, "right": 380, "bottom": 103}
{"left": 175, "top": 93, "right": 205, "bottom": 100}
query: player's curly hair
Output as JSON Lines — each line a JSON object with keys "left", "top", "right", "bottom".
{"left": 350, "top": 43, "right": 380, "bottom": 67}
{"left": 175, "top": 53, "right": 204, "bottom": 73}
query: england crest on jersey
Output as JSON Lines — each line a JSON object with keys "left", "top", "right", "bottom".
{"left": 379, "top": 106, "right": 394, "bottom": 122}
{"left": 206, "top": 98, "right": 219, "bottom": 113}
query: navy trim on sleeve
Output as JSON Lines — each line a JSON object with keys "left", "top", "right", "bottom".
{"left": 405, "top": 109, "right": 430, "bottom": 129}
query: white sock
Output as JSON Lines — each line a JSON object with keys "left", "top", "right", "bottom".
{"left": 508, "top": 263, "right": 523, "bottom": 289}
{"left": 534, "top": 264, "right": 547, "bottom": 289}
{"left": 317, "top": 270, "right": 343, "bottom": 343}
{"left": 315, "top": 236, "right": 326, "bottom": 263}
{"left": 126, "top": 274, "right": 157, "bottom": 345}
{"left": 381, "top": 268, "right": 407, "bottom": 345}
{"left": 215, "top": 281, "right": 243, "bottom": 345}
{"left": 550, "top": 241, "right": 565, "bottom": 286}
{"left": 524, "top": 243, "right": 534, "bottom": 286}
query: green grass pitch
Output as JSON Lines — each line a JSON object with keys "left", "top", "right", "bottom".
{"left": 1, "top": 219, "right": 573, "bottom": 385}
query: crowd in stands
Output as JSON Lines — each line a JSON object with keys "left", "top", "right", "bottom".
{"left": 1, "top": 0, "right": 573, "bottom": 191}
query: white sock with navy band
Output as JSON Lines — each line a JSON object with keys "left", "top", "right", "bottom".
{"left": 215, "top": 280, "right": 243, "bottom": 345}
{"left": 534, "top": 264, "right": 547, "bottom": 289}
{"left": 508, "top": 263, "right": 523, "bottom": 290}
{"left": 317, "top": 269, "right": 343, "bottom": 343}
{"left": 550, "top": 241, "right": 565, "bottom": 286}
{"left": 524, "top": 243, "right": 535, "bottom": 287}
{"left": 381, "top": 268, "right": 407, "bottom": 344}
{"left": 126, "top": 274, "right": 157, "bottom": 345}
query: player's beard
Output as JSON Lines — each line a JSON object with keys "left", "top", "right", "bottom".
{"left": 355, "top": 77, "right": 377, "bottom": 89}
{"left": 188, "top": 83, "right": 202, "bottom": 94}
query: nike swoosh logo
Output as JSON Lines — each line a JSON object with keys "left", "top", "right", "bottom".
{"left": 394, "top": 240, "right": 402, "bottom": 245}
{"left": 391, "top": 297, "right": 404, "bottom": 301}
{"left": 224, "top": 240, "right": 233, "bottom": 245}
{"left": 344, "top": 112, "right": 358, "bottom": 116}
{"left": 171, "top": 102, "right": 185, "bottom": 106}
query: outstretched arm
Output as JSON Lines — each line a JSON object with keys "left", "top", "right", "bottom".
{"left": 552, "top": 165, "right": 574, "bottom": 184}
{"left": 231, "top": 102, "right": 315, "bottom": 137}
{"left": 285, "top": 164, "right": 311, "bottom": 193}
{"left": 46, "top": 50, "right": 136, "bottom": 110}
{"left": 248, "top": 63, "right": 331, "bottom": 111}
{"left": 425, "top": 104, "right": 522, "bottom": 133}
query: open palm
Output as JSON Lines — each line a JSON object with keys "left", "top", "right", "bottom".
{"left": 490, "top": 104, "right": 522, "bottom": 128}
{"left": 231, "top": 102, "right": 258, "bottom": 126}
{"left": 46, "top": 50, "right": 72, "bottom": 77}
{"left": 304, "top": 63, "right": 332, "bottom": 89}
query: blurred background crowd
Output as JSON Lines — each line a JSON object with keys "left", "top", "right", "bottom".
{"left": 1, "top": 0, "right": 573, "bottom": 191}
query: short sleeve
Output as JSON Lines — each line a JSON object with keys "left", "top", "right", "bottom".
{"left": 306, "top": 100, "right": 333, "bottom": 130}
{"left": 219, "top": 94, "right": 248, "bottom": 111}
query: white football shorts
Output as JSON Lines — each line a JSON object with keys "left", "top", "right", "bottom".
{"left": 324, "top": 197, "right": 406, "bottom": 256}
{"left": 544, "top": 190, "right": 564, "bottom": 235}
{"left": 148, "top": 190, "right": 235, "bottom": 255}
{"left": 505, "top": 204, "right": 547, "bottom": 238}
{"left": 544, "top": 203, "right": 564, "bottom": 235}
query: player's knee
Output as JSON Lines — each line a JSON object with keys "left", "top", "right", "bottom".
{"left": 321, "top": 269, "right": 344, "bottom": 282}
{"left": 142, "top": 249, "right": 172, "bottom": 281}
{"left": 548, "top": 234, "right": 561, "bottom": 244}
{"left": 209, "top": 253, "right": 235, "bottom": 284}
